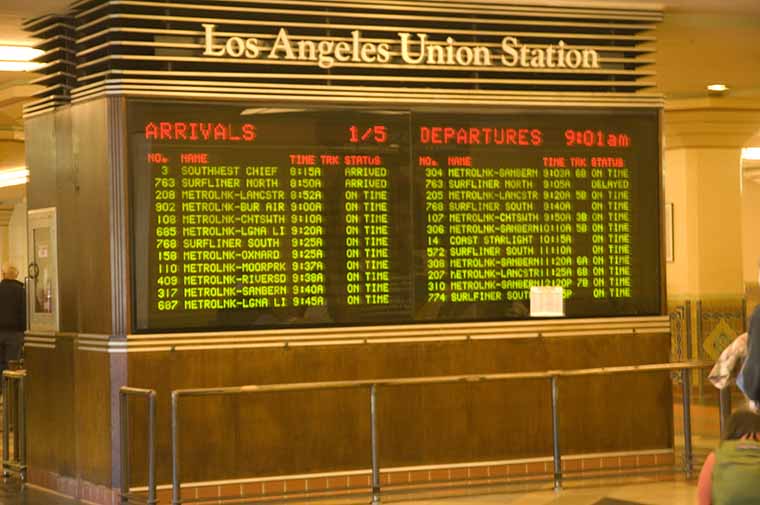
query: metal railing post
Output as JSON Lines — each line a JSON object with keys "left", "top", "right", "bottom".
{"left": 685, "top": 301, "right": 693, "bottom": 361}
{"left": 147, "top": 391, "right": 157, "bottom": 505}
{"left": 370, "top": 384, "right": 381, "bottom": 505}
{"left": 695, "top": 301, "right": 704, "bottom": 403}
{"left": 681, "top": 367, "right": 693, "bottom": 479}
{"left": 119, "top": 387, "right": 158, "bottom": 505}
{"left": 2, "top": 374, "right": 8, "bottom": 478}
{"left": 172, "top": 391, "right": 181, "bottom": 505}
{"left": 550, "top": 375, "right": 562, "bottom": 491}
{"left": 11, "top": 382, "right": 18, "bottom": 468}
{"left": 119, "top": 391, "right": 130, "bottom": 505}
{"left": 17, "top": 375, "right": 25, "bottom": 481}
{"left": 719, "top": 387, "right": 731, "bottom": 437}
{"left": 2, "top": 371, "right": 27, "bottom": 480}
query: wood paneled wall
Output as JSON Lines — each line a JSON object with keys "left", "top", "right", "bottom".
{"left": 25, "top": 99, "right": 118, "bottom": 488}
{"left": 126, "top": 332, "right": 671, "bottom": 486}
{"left": 25, "top": 110, "right": 80, "bottom": 333}
{"left": 26, "top": 344, "right": 113, "bottom": 486}
{"left": 25, "top": 343, "right": 76, "bottom": 477}
{"left": 75, "top": 350, "right": 113, "bottom": 484}
{"left": 71, "top": 100, "right": 113, "bottom": 335}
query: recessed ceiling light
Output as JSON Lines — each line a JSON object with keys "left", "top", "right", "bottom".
{"left": 0, "top": 45, "right": 44, "bottom": 72}
{"left": 0, "top": 61, "right": 43, "bottom": 72}
{"left": 0, "top": 168, "right": 29, "bottom": 188}
{"left": 707, "top": 84, "right": 729, "bottom": 93}
{"left": 0, "top": 46, "right": 43, "bottom": 61}
{"left": 742, "top": 148, "right": 760, "bottom": 161}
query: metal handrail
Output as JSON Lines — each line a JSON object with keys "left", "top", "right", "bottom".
{"left": 171, "top": 361, "right": 710, "bottom": 397}
{"left": 120, "top": 387, "right": 157, "bottom": 505}
{"left": 169, "top": 360, "right": 715, "bottom": 505}
{"left": 2, "top": 370, "right": 27, "bottom": 481}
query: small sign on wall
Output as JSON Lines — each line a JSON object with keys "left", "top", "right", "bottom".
{"left": 530, "top": 286, "right": 565, "bottom": 317}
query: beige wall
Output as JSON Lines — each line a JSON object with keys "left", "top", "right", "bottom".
{"left": 664, "top": 146, "right": 745, "bottom": 300}
{"left": 744, "top": 176, "right": 760, "bottom": 286}
{"left": 0, "top": 140, "right": 24, "bottom": 170}
{"left": 664, "top": 149, "right": 688, "bottom": 297}
{"left": 0, "top": 138, "right": 27, "bottom": 272}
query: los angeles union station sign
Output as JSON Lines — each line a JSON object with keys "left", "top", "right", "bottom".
{"left": 202, "top": 24, "right": 601, "bottom": 70}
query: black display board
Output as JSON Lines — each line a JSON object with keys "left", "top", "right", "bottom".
{"left": 129, "top": 101, "right": 661, "bottom": 332}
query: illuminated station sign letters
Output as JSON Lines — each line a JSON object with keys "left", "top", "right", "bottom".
{"left": 129, "top": 103, "right": 661, "bottom": 331}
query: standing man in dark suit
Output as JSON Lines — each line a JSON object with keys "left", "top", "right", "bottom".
{"left": 0, "top": 264, "right": 25, "bottom": 373}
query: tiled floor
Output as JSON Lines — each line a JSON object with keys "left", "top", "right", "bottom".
{"left": 0, "top": 483, "right": 74, "bottom": 505}
{"left": 0, "top": 480, "right": 701, "bottom": 505}
{"left": 398, "top": 481, "right": 696, "bottom": 505}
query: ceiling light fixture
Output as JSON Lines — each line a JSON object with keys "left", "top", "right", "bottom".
{"left": 707, "top": 83, "right": 729, "bottom": 95}
{"left": 0, "top": 168, "right": 29, "bottom": 188}
{"left": 0, "top": 45, "right": 44, "bottom": 72}
{"left": 0, "top": 46, "right": 43, "bottom": 61}
{"left": 0, "top": 61, "right": 43, "bottom": 72}
{"left": 742, "top": 148, "right": 760, "bottom": 161}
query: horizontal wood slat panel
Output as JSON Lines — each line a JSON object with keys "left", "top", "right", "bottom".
{"left": 124, "top": 331, "right": 672, "bottom": 484}
{"left": 24, "top": 0, "right": 661, "bottom": 116}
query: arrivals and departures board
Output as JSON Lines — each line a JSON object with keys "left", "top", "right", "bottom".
{"left": 129, "top": 102, "right": 661, "bottom": 332}
{"left": 411, "top": 112, "right": 660, "bottom": 322}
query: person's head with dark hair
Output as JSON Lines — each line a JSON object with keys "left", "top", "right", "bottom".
{"left": 723, "top": 408, "right": 760, "bottom": 441}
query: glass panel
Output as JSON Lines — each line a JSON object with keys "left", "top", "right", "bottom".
{"left": 33, "top": 227, "right": 53, "bottom": 314}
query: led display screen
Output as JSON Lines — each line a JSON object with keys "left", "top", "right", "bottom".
{"left": 129, "top": 101, "right": 661, "bottom": 332}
